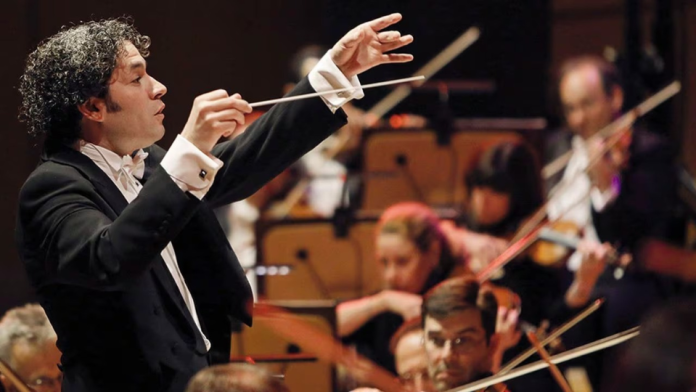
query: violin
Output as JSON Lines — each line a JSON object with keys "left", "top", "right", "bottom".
{"left": 528, "top": 221, "right": 632, "bottom": 279}
{"left": 525, "top": 220, "right": 580, "bottom": 267}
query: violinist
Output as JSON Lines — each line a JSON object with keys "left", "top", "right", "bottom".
{"left": 544, "top": 55, "right": 683, "bottom": 387}
{"left": 443, "top": 142, "right": 564, "bottom": 328}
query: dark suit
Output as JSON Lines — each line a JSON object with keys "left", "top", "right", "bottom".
{"left": 544, "top": 127, "right": 682, "bottom": 253}
{"left": 15, "top": 78, "right": 347, "bottom": 392}
{"left": 544, "top": 127, "right": 683, "bottom": 388}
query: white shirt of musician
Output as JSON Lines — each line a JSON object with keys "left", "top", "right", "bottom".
{"left": 547, "top": 135, "right": 620, "bottom": 271}
{"left": 79, "top": 49, "right": 362, "bottom": 351}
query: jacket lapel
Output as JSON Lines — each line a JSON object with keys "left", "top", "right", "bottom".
{"left": 44, "top": 147, "right": 129, "bottom": 216}
{"left": 44, "top": 146, "right": 206, "bottom": 350}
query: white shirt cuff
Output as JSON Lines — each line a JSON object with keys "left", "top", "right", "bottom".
{"left": 590, "top": 175, "right": 621, "bottom": 212}
{"left": 308, "top": 49, "right": 364, "bottom": 113}
{"left": 160, "top": 135, "right": 224, "bottom": 200}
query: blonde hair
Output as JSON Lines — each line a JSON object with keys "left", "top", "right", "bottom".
{"left": 377, "top": 202, "right": 445, "bottom": 254}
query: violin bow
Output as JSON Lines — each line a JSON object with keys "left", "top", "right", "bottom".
{"left": 476, "top": 81, "right": 681, "bottom": 282}
{"left": 450, "top": 326, "right": 640, "bottom": 392}
{"left": 498, "top": 298, "right": 604, "bottom": 374}
{"left": 541, "top": 81, "right": 681, "bottom": 181}
{"left": 524, "top": 330, "right": 573, "bottom": 392}
{"left": 364, "top": 26, "right": 481, "bottom": 126}
{"left": 0, "top": 359, "right": 33, "bottom": 392}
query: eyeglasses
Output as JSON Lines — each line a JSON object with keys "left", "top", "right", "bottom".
{"left": 26, "top": 374, "right": 63, "bottom": 392}
{"left": 425, "top": 334, "right": 485, "bottom": 354}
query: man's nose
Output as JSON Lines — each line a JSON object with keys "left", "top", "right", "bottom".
{"left": 569, "top": 109, "right": 586, "bottom": 129}
{"left": 440, "top": 340, "right": 457, "bottom": 362}
{"left": 384, "top": 266, "right": 398, "bottom": 286}
{"left": 151, "top": 76, "right": 167, "bottom": 99}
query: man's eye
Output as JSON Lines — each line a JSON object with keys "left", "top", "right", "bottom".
{"left": 132, "top": 77, "right": 142, "bottom": 84}
{"left": 429, "top": 337, "right": 445, "bottom": 347}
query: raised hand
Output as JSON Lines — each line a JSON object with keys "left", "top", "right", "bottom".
{"left": 181, "top": 90, "right": 252, "bottom": 153}
{"left": 331, "top": 13, "right": 414, "bottom": 79}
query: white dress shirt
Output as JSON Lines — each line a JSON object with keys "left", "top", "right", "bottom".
{"left": 547, "top": 135, "right": 620, "bottom": 270}
{"left": 80, "top": 49, "right": 361, "bottom": 349}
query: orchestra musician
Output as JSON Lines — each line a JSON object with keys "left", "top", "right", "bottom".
{"left": 421, "top": 276, "right": 508, "bottom": 392}
{"left": 338, "top": 202, "right": 468, "bottom": 375}
{"left": 15, "top": 14, "right": 413, "bottom": 392}
{"left": 389, "top": 318, "right": 436, "bottom": 392}
{"left": 442, "top": 138, "right": 645, "bottom": 390}
{"left": 445, "top": 142, "right": 563, "bottom": 326}
{"left": 0, "top": 304, "right": 62, "bottom": 392}
{"left": 544, "top": 55, "right": 684, "bottom": 387}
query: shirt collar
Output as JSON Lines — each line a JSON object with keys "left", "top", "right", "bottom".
{"left": 79, "top": 142, "right": 148, "bottom": 180}
{"left": 571, "top": 134, "right": 588, "bottom": 156}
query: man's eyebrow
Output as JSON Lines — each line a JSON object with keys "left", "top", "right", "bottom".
{"left": 453, "top": 327, "right": 480, "bottom": 335}
{"left": 426, "top": 326, "right": 479, "bottom": 338}
{"left": 128, "top": 61, "right": 146, "bottom": 72}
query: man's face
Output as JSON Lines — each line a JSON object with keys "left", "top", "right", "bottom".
{"left": 0, "top": 339, "right": 62, "bottom": 392}
{"left": 424, "top": 310, "right": 496, "bottom": 391}
{"left": 376, "top": 233, "right": 438, "bottom": 293}
{"left": 559, "top": 65, "right": 621, "bottom": 140}
{"left": 98, "top": 41, "right": 167, "bottom": 155}
{"left": 395, "top": 330, "right": 436, "bottom": 392}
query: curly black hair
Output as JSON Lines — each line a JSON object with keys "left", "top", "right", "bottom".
{"left": 18, "top": 17, "right": 151, "bottom": 149}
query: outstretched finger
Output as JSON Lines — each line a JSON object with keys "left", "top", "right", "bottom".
{"left": 377, "top": 30, "right": 401, "bottom": 43}
{"left": 367, "top": 13, "right": 402, "bottom": 32}
{"left": 380, "top": 53, "right": 414, "bottom": 64}
{"left": 380, "top": 35, "right": 414, "bottom": 53}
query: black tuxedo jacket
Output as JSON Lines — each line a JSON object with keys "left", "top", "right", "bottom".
{"left": 15, "top": 78, "right": 347, "bottom": 392}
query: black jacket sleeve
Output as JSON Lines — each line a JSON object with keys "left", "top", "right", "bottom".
{"left": 204, "top": 77, "right": 348, "bottom": 208}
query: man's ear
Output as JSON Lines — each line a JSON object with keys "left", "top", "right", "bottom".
{"left": 77, "top": 97, "right": 107, "bottom": 122}
{"left": 610, "top": 85, "right": 624, "bottom": 114}
{"left": 488, "top": 332, "right": 501, "bottom": 357}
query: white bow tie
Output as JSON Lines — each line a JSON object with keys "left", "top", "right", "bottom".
{"left": 120, "top": 149, "right": 149, "bottom": 179}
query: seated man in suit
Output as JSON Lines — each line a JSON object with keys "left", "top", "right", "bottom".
{"left": 15, "top": 14, "right": 413, "bottom": 392}
{"left": 545, "top": 55, "right": 683, "bottom": 387}
{"left": 0, "top": 304, "right": 62, "bottom": 392}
